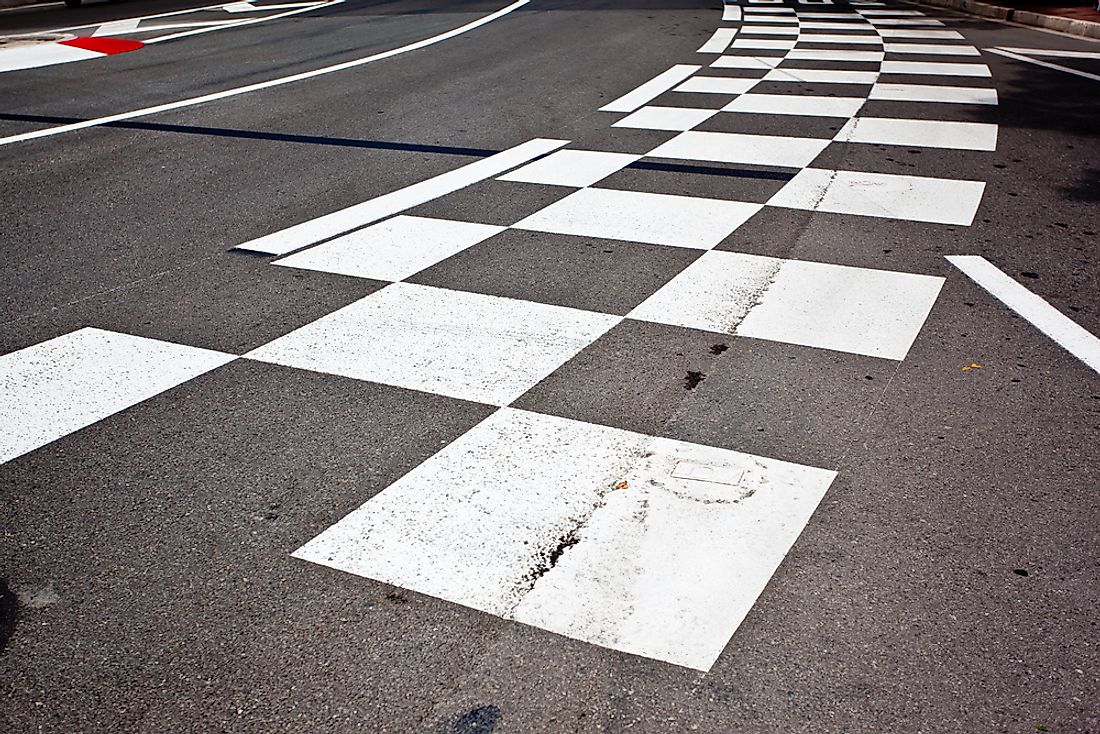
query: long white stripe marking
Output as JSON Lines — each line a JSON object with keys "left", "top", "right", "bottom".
{"left": 762, "top": 67, "right": 879, "bottom": 84}
{"left": 293, "top": 407, "right": 837, "bottom": 672}
{"left": 723, "top": 93, "right": 866, "bottom": 117}
{"left": 234, "top": 138, "right": 567, "bottom": 255}
{"left": 987, "top": 48, "right": 1100, "bottom": 84}
{"left": 612, "top": 105, "right": 719, "bottom": 132}
{"left": 835, "top": 117, "right": 998, "bottom": 151}
{"left": 513, "top": 188, "right": 762, "bottom": 250}
{"left": 92, "top": 18, "right": 141, "bottom": 36}
{"left": 883, "top": 42, "right": 980, "bottom": 55}
{"left": 599, "top": 64, "right": 701, "bottom": 113}
{"left": 246, "top": 284, "right": 619, "bottom": 407}
{"left": 997, "top": 47, "right": 1100, "bottom": 59}
{"left": 630, "top": 250, "right": 945, "bottom": 360}
{"left": 880, "top": 60, "right": 991, "bottom": 77}
{"left": 0, "top": 0, "right": 530, "bottom": 147}
{"left": 698, "top": 28, "right": 737, "bottom": 53}
{"left": 0, "top": 328, "right": 235, "bottom": 464}
{"left": 945, "top": 256, "right": 1100, "bottom": 376}
{"left": 870, "top": 82, "right": 998, "bottom": 105}
{"left": 272, "top": 215, "right": 506, "bottom": 282}
{"left": 768, "top": 168, "right": 986, "bottom": 225}
{"left": 648, "top": 130, "right": 831, "bottom": 168}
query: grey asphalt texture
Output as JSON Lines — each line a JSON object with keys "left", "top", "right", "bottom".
{"left": 1, "top": 0, "right": 1098, "bottom": 732}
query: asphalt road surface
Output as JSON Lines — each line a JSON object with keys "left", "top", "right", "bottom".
{"left": 1, "top": 0, "right": 1098, "bottom": 732}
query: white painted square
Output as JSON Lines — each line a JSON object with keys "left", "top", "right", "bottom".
{"left": 674, "top": 76, "right": 761, "bottom": 95}
{"left": 880, "top": 60, "right": 991, "bottom": 77}
{"left": 722, "top": 93, "right": 866, "bottom": 117}
{"left": 722, "top": 4, "right": 741, "bottom": 21}
{"left": 739, "top": 24, "right": 801, "bottom": 34}
{"left": 869, "top": 82, "right": 998, "bottom": 105}
{"left": 883, "top": 42, "right": 980, "bottom": 55}
{"left": 513, "top": 187, "right": 762, "bottom": 250}
{"left": 878, "top": 28, "right": 964, "bottom": 39}
{"left": 612, "top": 105, "right": 719, "bottom": 132}
{"left": 795, "top": 33, "right": 883, "bottom": 44}
{"left": 245, "top": 283, "right": 619, "bottom": 407}
{"left": 498, "top": 149, "right": 641, "bottom": 188}
{"left": 787, "top": 48, "right": 884, "bottom": 61}
{"left": 628, "top": 250, "right": 945, "bottom": 360}
{"left": 762, "top": 67, "right": 878, "bottom": 84}
{"left": 835, "top": 117, "right": 998, "bottom": 151}
{"left": 293, "top": 407, "right": 837, "bottom": 672}
{"left": 767, "top": 167, "right": 987, "bottom": 226}
{"left": 730, "top": 38, "right": 797, "bottom": 50}
{"left": 698, "top": 28, "right": 737, "bottom": 54}
{"left": 712, "top": 55, "right": 784, "bottom": 69}
{"left": 870, "top": 17, "right": 945, "bottom": 25}
{"left": 799, "top": 20, "right": 874, "bottom": 29}
{"left": 0, "top": 328, "right": 235, "bottom": 464}
{"left": 273, "top": 215, "right": 506, "bottom": 281}
{"left": 648, "top": 130, "right": 831, "bottom": 168}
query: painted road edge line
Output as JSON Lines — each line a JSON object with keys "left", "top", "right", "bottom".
{"left": 946, "top": 255, "right": 1100, "bottom": 377}
{"left": 987, "top": 48, "right": 1100, "bottom": 83}
{"left": 235, "top": 137, "right": 568, "bottom": 255}
{"left": 0, "top": 0, "right": 530, "bottom": 148}
{"left": 599, "top": 65, "right": 701, "bottom": 113}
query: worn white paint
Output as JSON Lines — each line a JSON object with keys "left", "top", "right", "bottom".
{"left": 0, "top": 0, "right": 529, "bottom": 147}
{"left": 245, "top": 283, "right": 619, "bottom": 407}
{"left": 235, "top": 138, "right": 567, "bottom": 255}
{"left": 945, "top": 256, "right": 1100, "bottom": 377}
{"left": 722, "top": 93, "right": 866, "bottom": 117}
{"left": 0, "top": 328, "right": 234, "bottom": 464}
{"left": 648, "top": 130, "right": 831, "bottom": 168}
{"left": 698, "top": 28, "right": 737, "bottom": 54}
{"left": 835, "top": 117, "right": 998, "bottom": 151}
{"left": 272, "top": 216, "right": 505, "bottom": 281}
{"left": 769, "top": 168, "right": 987, "bottom": 226}
{"left": 599, "top": 65, "right": 701, "bottom": 113}
{"left": 883, "top": 42, "right": 980, "bottom": 55}
{"left": 499, "top": 149, "right": 641, "bottom": 188}
{"left": 629, "top": 251, "right": 945, "bottom": 360}
{"left": 880, "top": 60, "right": 991, "bottom": 76}
{"left": 762, "top": 68, "right": 879, "bottom": 84}
{"left": 870, "top": 83, "right": 998, "bottom": 105}
{"left": 513, "top": 188, "right": 762, "bottom": 250}
{"left": 674, "top": 75, "right": 761, "bottom": 94}
{"left": 293, "top": 407, "right": 837, "bottom": 671}
{"left": 612, "top": 105, "right": 720, "bottom": 132}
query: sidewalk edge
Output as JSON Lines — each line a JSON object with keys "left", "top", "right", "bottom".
{"left": 911, "top": 0, "right": 1100, "bottom": 39}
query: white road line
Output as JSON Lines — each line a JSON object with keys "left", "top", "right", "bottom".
{"left": 0, "top": 43, "right": 104, "bottom": 74}
{"left": 880, "top": 60, "right": 991, "bottom": 77}
{"left": 987, "top": 48, "right": 1100, "bottom": 83}
{"left": 768, "top": 168, "right": 987, "bottom": 226}
{"left": 142, "top": 2, "right": 339, "bottom": 45}
{"left": 698, "top": 28, "right": 737, "bottom": 54}
{"left": 599, "top": 64, "right": 701, "bottom": 113}
{"left": 630, "top": 250, "right": 945, "bottom": 360}
{"left": 0, "top": 328, "right": 235, "bottom": 464}
{"left": 92, "top": 18, "right": 141, "bottom": 36}
{"left": 946, "top": 256, "right": 1100, "bottom": 376}
{"left": 997, "top": 47, "right": 1100, "bottom": 59}
{"left": 870, "top": 82, "right": 998, "bottom": 105}
{"left": 0, "top": 0, "right": 530, "bottom": 148}
{"left": 835, "top": 117, "right": 998, "bottom": 151}
{"left": 649, "top": 130, "right": 831, "bottom": 168}
{"left": 293, "top": 407, "right": 837, "bottom": 672}
{"left": 235, "top": 137, "right": 567, "bottom": 255}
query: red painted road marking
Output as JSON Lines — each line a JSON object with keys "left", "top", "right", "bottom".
{"left": 59, "top": 36, "right": 144, "bottom": 55}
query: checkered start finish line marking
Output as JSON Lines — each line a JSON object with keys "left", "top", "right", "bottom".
{"left": 1, "top": 0, "right": 1005, "bottom": 671}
